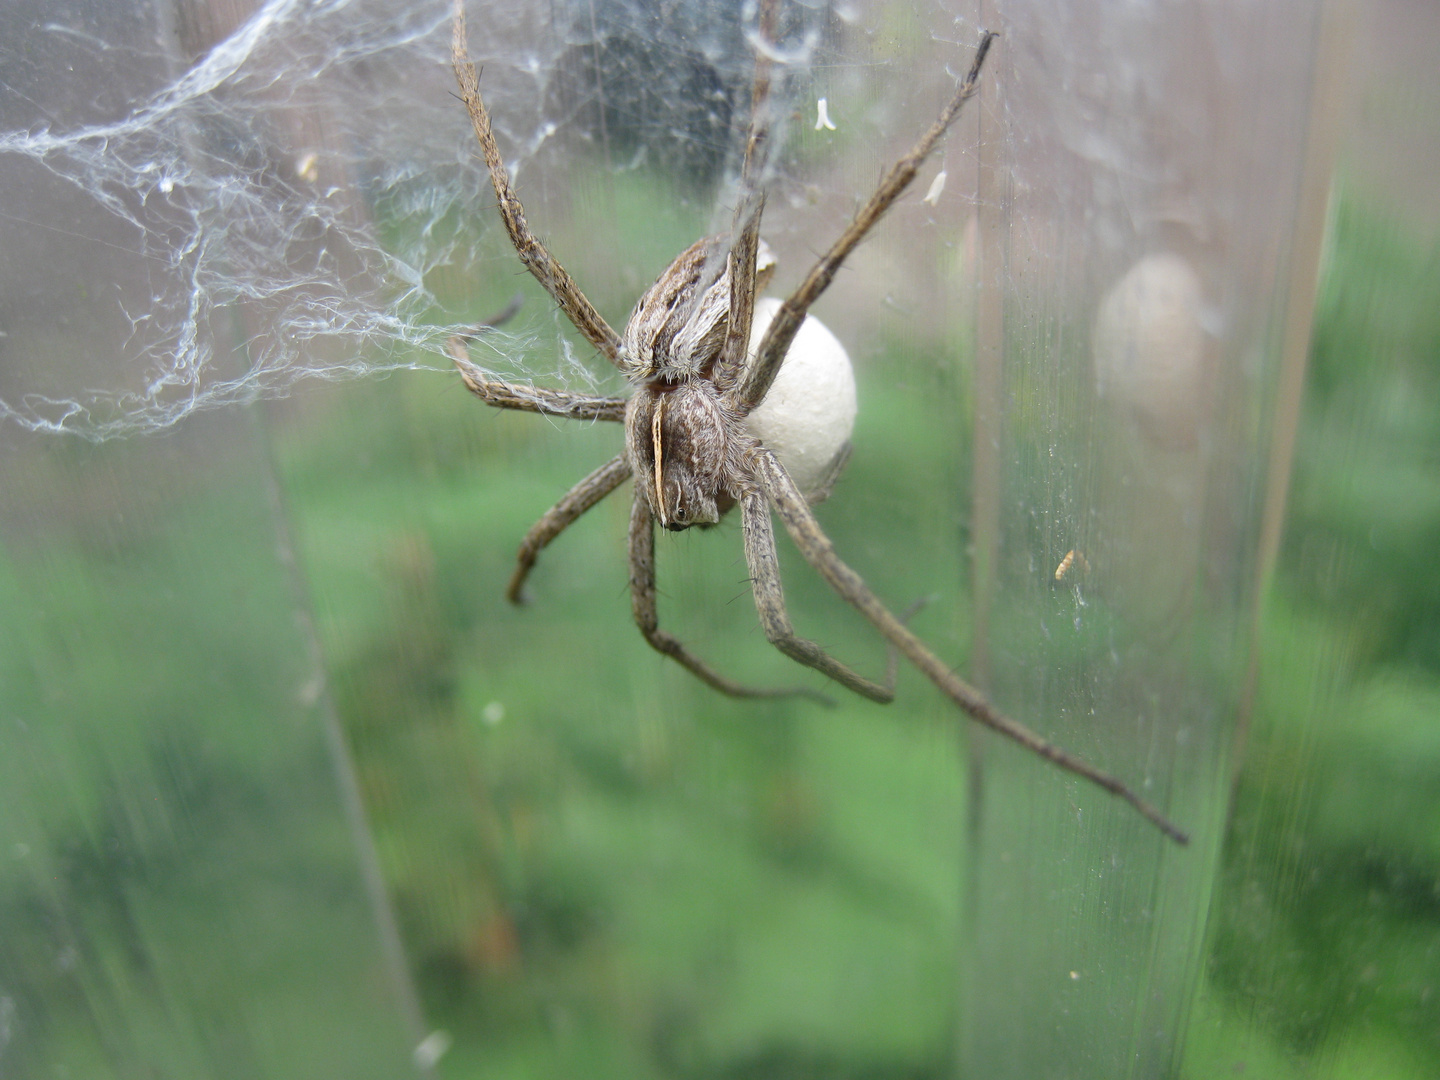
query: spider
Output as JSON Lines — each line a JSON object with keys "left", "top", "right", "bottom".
{"left": 446, "top": 0, "right": 1187, "bottom": 846}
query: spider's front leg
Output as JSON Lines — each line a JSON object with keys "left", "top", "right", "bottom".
{"left": 729, "top": 31, "right": 997, "bottom": 415}
{"left": 627, "top": 489, "right": 831, "bottom": 705}
{"left": 740, "top": 487, "right": 896, "bottom": 703}
{"left": 451, "top": 0, "right": 623, "bottom": 363}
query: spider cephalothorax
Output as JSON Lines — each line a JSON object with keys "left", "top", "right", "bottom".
{"left": 447, "top": 0, "right": 1187, "bottom": 844}
{"left": 626, "top": 379, "right": 745, "bottom": 531}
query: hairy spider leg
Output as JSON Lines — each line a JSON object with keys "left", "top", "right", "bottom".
{"left": 628, "top": 490, "right": 832, "bottom": 704}
{"left": 449, "top": 339, "right": 628, "bottom": 421}
{"left": 451, "top": 0, "right": 624, "bottom": 364}
{"left": 507, "top": 454, "right": 632, "bottom": 604}
{"left": 447, "top": 337, "right": 631, "bottom": 599}
{"left": 752, "top": 449, "right": 1190, "bottom": 846}
{"left": 715, "top": 0, "right": 779, "bottom": 386}
{"left": 740, "top": 487, "right": 896, "bottom": 701}
{"left": 730, "top": 32, "right": 997, "bottom": 415}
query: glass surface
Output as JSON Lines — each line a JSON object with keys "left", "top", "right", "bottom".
{"left": 958, "top": 2, "right": 1328, "bottom": 1076}
{"left": 2, "top": 1, "right": 1437, "bottom": 1078}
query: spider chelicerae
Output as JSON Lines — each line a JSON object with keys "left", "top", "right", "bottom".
{"left": 446, "top": 0, "right": 1187, "bottom": 845}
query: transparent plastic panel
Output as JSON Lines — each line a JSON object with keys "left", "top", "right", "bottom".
{"left": 957, "top": 2, "right": 1327, "bottom": 1076}
{"left": 0, "top": 1, "right": 439, "bottom": 1074}
{"left": 1180, "top": 3, "right": 1440, "bottom": 1077}
{"left": 3, "top": 1, "right": 1437, "bottom": 1079}
{"left": 0, "top": 418, "right": 427, "bottom": 1078}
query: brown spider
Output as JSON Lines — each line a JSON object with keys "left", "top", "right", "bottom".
{"left": 446, "top": 0, "right": 1187, "bottom": 846}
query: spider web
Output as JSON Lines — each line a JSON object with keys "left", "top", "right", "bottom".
{"left": 0, "top": 0, "right": 872, "bottom": 441}
{"left": 0, "top": 0, "right": 1295, "bottom": 446}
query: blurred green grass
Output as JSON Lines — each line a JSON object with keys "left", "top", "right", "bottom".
{"left": 0, "top": 427, "right": 420, "bottom": 1077}
{"left": 1179, "top": 195, "right": 1440, "bottom": 1079}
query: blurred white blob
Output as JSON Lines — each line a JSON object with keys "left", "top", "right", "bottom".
{"left": 815, "top": 97, "right": 837, "bottom": 131}
{"left": 922, "top": 169, "right": 947, "bottom": 206}
{"left": 413, "top": 1030, "right": 452, "bottom": 1068}
{"left": 1093, "top": 254, "right": 1209, "bottom": 445}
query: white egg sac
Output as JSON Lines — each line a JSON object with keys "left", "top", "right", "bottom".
{"left": 743, "top": 296, "right": 858, "bottom": 502}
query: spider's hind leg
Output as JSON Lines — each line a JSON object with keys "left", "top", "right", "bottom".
{"left": 628, "top": 490, "right": 832, "bottom": 705}
{"left": 753, "top": 447, "right": 1190, "bottom": 845}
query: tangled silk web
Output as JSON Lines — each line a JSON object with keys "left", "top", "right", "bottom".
{"left": 0, "top": 0, "right": 829, "bottom": 440}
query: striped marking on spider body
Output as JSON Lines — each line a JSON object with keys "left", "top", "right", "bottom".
{"left": 651, "top": 394, "right": 668, "bottom": 527}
